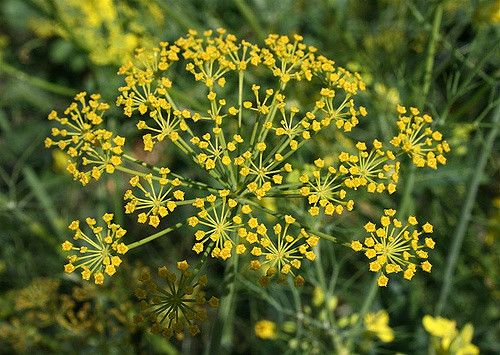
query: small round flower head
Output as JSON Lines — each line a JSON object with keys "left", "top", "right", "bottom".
{"left": 390, "top": 105, "right": 450, "bottom": 169}
{"left": 45, "top": 92, "right": 125, "bottom": 185}
{"left": 297, "top": 161, "right": 353, "bottom": 216}
{"left": 255, "top": 319, "right": 277, "bottom": 339}
{"left": 341, "top": 140, "right": 399, "bottom": 194}
{"left": 124, "top": 169, "right": 184, "bottom": 228}
{"left": 350, "top": 209, "right": 435, "bottom": 286}
{"left": 188, "top": 191, "right": 251, "bottom": 260}
{"left": 134, "top": 261, "right": 218, "bottom": 340}
{"left": 62, "top": 213, "right": 128, "bottom": 284}
{"left": 249, "top": 215, "right": 318, "bottom": 285}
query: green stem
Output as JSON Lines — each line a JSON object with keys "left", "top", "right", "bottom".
{"left": 0, "top": 61, "right": 75, "bottom": 97}
{"left": 126, "top": 222, "right": 183, "bottom": 250}
{"left": 421, "top": 3, "right": 443, "bottom": 103}
{"left": 345, "top": 274, "right": 379, "bottom": 350}
{"left": 435, "top": 103, "right": 500, "bottom": 315}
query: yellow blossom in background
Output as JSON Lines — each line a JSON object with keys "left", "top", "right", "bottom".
{"left": 29, "top": 0, "right": 162, "bottom": 66}
{"left": 423, "top": 315, "right": 479, "bottom": 354}
{"left": 255, "top": 320, "right": 277, "bottom": 339}
{"left": 364, "top": 310, "right": 394, "bottom": 343}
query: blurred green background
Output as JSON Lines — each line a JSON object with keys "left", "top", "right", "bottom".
{"left": 0, "top": 0, "right": 498, "bottom": 354}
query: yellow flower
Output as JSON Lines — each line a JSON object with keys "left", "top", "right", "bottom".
{"left": 351, "top": 209, "right": 436, "bottom": 286}
{"left": 298, "top": 164, "right": 353, "bottom": 216}
{"left": 189, "top": 193, "right": 252, "bottom": 260}
{"left": 341, "top": 140, "right": 399, "bottom": 194}
{"left": 250, "top": 217, "right": 317, "bottom": 285}
{"left": 255, "top": 320, "right": 277, "bottom": 339}
{"left": 62, "top": 213, "right": 127, "bottom": 284}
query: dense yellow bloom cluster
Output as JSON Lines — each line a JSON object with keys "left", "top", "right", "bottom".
{"left": 124, "top": 169, "right": 184, "bottom": 228}
{"left": 188, "top": 191, "right": 252, "bottom": 259}
{"left": 364, "top": 310, "right": 394, "bottom": 343}
{"left": 391, "top": 105, "right": 450, "bottom": 168}
{"left": 62, "top": 213, "right": 128, "bottom": 285}
{"left": 423, "top": 315, "right": 479, "bottom": 354}
{"left": 250, "top": 215, "right": 318, "bottom": 286}
{"left": 134, "top": 261, "right": 218, "bottom": 340}
{"left": 44, "top": 92, "right": 124, "bottom": 185}
{"left": 351, "top": 209, "right": 435, "bottom": 286}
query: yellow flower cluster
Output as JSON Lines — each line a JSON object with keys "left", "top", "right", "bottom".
{"left": 351, "top": 209, "right": 435, "bottom": 286}
{"left": 249, "top": 215, "right": 318, "bottom": 286}
{"left": 423, "top": 315, "right": 479, "bottom": 354}
{"left": 188, "top": 190, "right": 255, "bottom": 260}
{"left": 340, "top": 141, "right": 399, "bottom": 194}
{"left": 43, "top": 30, "right": 452, "bottom": 319}
{"left": 391, "top": 105, "right": 450, "bottom": 168}
{"left": 44, "top": 92, "right": 125, "bottom": 185}
{"left": 364, "top": 310, "right": 394, "bottom": 343}
{"left": 134, "top": 261, "right": 219, "bottom": 340}
{"left": 62, "top": 213, "right": 128, "bottom": 285}
{"left": 124, "top": 169, "right": 184, "bottom": 228}
{"left": 297, "top": 158, "right": 354, "bottom": 216}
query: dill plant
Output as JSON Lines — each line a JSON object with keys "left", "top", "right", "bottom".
{"left": 44, "top": 29, "right": 451, "bottom": 340}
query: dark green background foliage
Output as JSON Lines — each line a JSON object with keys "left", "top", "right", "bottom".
{"left": 0, "top": 0, "right": 498, "bottom": 354}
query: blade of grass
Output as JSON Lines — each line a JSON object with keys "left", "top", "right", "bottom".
{"left": 22, "top": 166, "right": 65, "bottom": 240}
{"left": 0, "top": 61, "right": 75, "bottom": 97}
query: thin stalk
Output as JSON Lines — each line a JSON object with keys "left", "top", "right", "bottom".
{"left": 435, "top": 103, "right": 500, "bottom": 315}
{"left": 126, "top": 222, "right": 183, "bottom": 250}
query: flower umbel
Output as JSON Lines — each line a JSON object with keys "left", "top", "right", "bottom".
{"left": 124, "top": 169, "right": 184, "bottom": 228}
{"left": 45, "top": 92, "right": 125, "bottom": 185}
{"left": 250, "top": 215, "right": 318, "bottom": 285}
{"left": 62, "top": 213, "right": 128, "bottom": 284}
{"left": 351, "top": 209, "right": 435, "bottom": 286}
{"left": 134, "top": 261, "right": 218, "bottom": 340}
{"left": 390, "top": 105, "right": 450, "bottom": 169}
